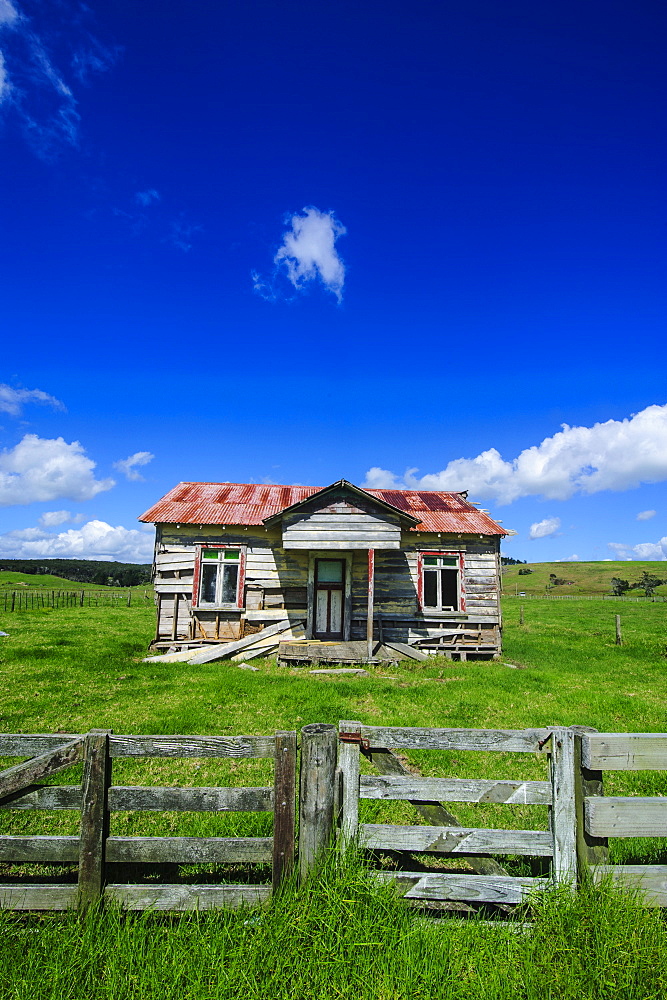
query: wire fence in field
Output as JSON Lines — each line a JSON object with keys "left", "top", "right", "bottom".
{"left": 503, "top": 593, "right": 666, "bottom": 602}
{"left": 1, "top": 589, "right": 154, "bottom": 612}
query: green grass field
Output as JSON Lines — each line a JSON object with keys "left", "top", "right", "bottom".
{"left": 1, "top": 598, "right": 666, "bottom": 998}
{"left": 501, "top": 560, "right": 667, "bottom": 597}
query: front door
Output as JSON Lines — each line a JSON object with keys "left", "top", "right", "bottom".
{"left": 314, "top": 558, "right": 345, "bottom": 640}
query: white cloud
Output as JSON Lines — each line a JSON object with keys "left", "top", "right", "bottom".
{"left": 0, "top": 434, "right": 114, "bottom": 506}
{"left": 254, "top": 207, "right": 346, "bottom": 302}
{"left": 113, "top": 450, "right": 154, "bottom": 482}
{"left": 529, "top": 517, "right": 561, "bottom": 540}
{"left": 563, "top": 554, "right": 579, "bottom": 561}
{"left": 637, "top": 510, "right": 656, "bottom": 521}
{"left": 0, "top": 519, "right": 154, "bottom": 562}
{"left": 0, "top": 383, "right": 65, "bottom": 416}
{"left": 0, "top": 1, "right": 117, "bottom": 157}
{"left": 39, "top": 509, "right": 72, "bottom": 527}
{"left": 363, "top": 404, "right": 667, "bottom": 504}
{"left": 608, "top": 538, "right": 667, "bottom": 561}
{"left": 135, "top": 189, "right": 160, "bottom": 207}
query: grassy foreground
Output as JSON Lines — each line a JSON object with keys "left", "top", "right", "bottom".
{"left": 1, "top": 599, "right": 667, "bottom": 998}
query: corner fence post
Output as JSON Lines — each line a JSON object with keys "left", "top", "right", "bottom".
{"left": 549, "top": 727, "right": 577, "bottom": 883}
{"left": 77, "top": 730, "right": 112, "bottom": 911}
{"left": 570, "top": 726, "right": 608, "bottom": 875}
{"left": 272, "top": 730, "right": 297, "bottom": 891}
{"left": 298, "top": 724, "right": 337, "bottom": 880}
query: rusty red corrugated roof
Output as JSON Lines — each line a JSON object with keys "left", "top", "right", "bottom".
{"left": 138, "top": 482, "right": 507, "bottom": 535}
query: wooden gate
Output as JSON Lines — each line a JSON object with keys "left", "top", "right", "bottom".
{"left": 0, "top": 729, "right": 296, "bottom": 911}
{"left": 337, "top": 721, "right": 577, "bottom": 909}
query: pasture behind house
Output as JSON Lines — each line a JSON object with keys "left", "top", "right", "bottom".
{"left": 139, "top": 479, "right": 508, "bottom": 661}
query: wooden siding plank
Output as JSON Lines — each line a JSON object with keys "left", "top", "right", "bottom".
{"left": 359, "top": 775, "right": 552, "bottom": 805}
{"left": 107, "top": 734, "right": 276, "bottom": 759}
{"left": 582, "top": 733, "right": 667, "bottom": 770}
{"left": 354, "top": 726, "right": 552, "bottom": 753}
{"left": 104, "top": 884, "right": 271, "bottom": 910}
{"left": 374, "top": 871, "right": 548, "bottom": 903}
{"left": 105, "top": 836, "right": 273, "bottom": 864}
{"left": 586, "top": 797, "right": 667, "bottom": 837}
{"left": 361, "top": 824, "right": 553, "bottom": 856}
{"left": 283, "top": 539, "right": 401, "bottom": 550}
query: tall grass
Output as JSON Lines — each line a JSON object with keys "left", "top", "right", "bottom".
{"left": 0, "top": 857, "right": 665, "bottom": 999}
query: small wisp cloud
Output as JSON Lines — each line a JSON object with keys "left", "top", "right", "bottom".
{"left": 529, "top": 517, "right": 561, "bottom": 540}
{"left": 0, "top": 383, "right": 64, "bottom": 416}
{"left": 253, "top": 207, "right": 346, "bottom": 302}
{"left": 113, "top": 451, "right": 154, "bottom": 482}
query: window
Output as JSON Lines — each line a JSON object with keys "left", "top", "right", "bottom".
{"left": 419, "top": 552, "right": 464, "bottom": 611}
{"left": 194, "top": 546, "right": 244, "bottom": 608}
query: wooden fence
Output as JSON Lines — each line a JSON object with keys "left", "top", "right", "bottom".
{"left": 1, "top": 589, "right": 152, "bottom": 612}
{"left": 2, "top": 725, "right": 667, "bottom": 912}
{"left": 0, "top": 730, "right": 295, "bottom": 911}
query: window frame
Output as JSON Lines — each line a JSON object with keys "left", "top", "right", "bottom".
{"left": 192, "top": 544, "right": 246, "bottom": 610}
{"left": 417, "top": 550, "right": 466, "bottom": 613}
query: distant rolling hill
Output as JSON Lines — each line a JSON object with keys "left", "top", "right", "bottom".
{"left": 501, "top": 561, "right": 666, "bottom": 597}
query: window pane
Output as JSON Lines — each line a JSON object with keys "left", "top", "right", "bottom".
{"left": 201, "top": 564, "right": 217, "bottom": 602}
{"left": 423, "top": 570, "right": 438, "bottom": 607}
{"left": 423, "top": 556, "right": 438, "bottom": 566}
{"left": 440, "top": 569, "right": 458, "bottom": 610}
{"left": 440, "top": 557, "right": 457, "bottom": 567}
{"left": 221, "top": 564, "right": 239, "bottom": 603}
{"left": 202, "top": 550, "right": 219, "bottom": 560}
{"left": 317, "top": 560, "right": 344, "bottom": 583}
{"left": 224, "top": 549, "right": 240, "bottom": 561}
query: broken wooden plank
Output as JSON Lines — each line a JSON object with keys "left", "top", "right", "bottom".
{"left": 188, "top": 620, "right": 302, "bottom": 664}
{"left": 383, "top": 641, "right": 429, "bottom": 662}
{"left": 375, "top": 871, "right": 548, "bottom": 904}
{"left": 361, "top": 823, "right": 553, "bottom": 856}
{"left": 104, "top": 883, "right": 271, "bottom": 911}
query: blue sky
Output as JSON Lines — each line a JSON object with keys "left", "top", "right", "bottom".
{"left": 0, "top": 0, "right": 665, "bottom": 564}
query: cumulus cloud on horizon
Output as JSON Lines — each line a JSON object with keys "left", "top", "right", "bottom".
{"left": 253, "top": 207, "right": 346, "bottom": 302}
{"left": 608, "top": 538, "right": 667, "bottom": 561}
{"left": 113, "top": 451, "right": 154, "bottom": 482}
{"left": 0, "top": 434, "right": 114, "bottom": 506}
{"left": 0, "top": 519, "right": 154, "bottom": 562}
{"left": 0, "top": 383, "right": 65, "bottom": 416}
{"left": 364, "top": 404, "right": 667, "bottom": 504}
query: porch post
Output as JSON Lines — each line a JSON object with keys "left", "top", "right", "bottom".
{"left": 366, "top": 548, "right": 375, "bottom": 660}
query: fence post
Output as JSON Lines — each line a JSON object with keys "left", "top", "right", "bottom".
{"left": 298, "top": 723, "right": 337, "bottom": 879}
{"left": 615, "top": 615, "right": 622, "bottom": 645}
{"left": 549, "top": 727, "right": 577, "bottom": 883}
{"left": 272, "top": 730, "right": 297, "bottom": 891}
{"left": 77, "top": 730, "right": 112, "bottom": 911}
{"left": 337, "top": 720, "right": 361, "bottom": 849}
{"left": 570, "top": 726, "right": 608, "bottom": 875}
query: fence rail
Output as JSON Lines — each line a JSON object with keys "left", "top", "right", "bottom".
{"left": 1, "top": 589, "right": 152, "bottom": 611}
{"left": 2, "top": 725, "right": 667, "bottom": 912}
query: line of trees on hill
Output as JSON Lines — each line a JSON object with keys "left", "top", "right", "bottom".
{"left": 0, "top": 559, "right": 152, "bottom": 587}
{"left": 611, "top": 572, "right": 664, "bottom": 598}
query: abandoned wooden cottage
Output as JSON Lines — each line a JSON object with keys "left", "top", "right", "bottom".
{"left": 138, "top": 480, "right": 508, "bottom": 662}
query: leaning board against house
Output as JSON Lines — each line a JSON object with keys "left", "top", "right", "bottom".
{"left": 138, "top": 479, "right": 507, "bottom": 659}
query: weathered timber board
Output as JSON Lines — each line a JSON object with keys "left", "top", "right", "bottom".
{"left": 0, "top": 835, "right": 79, "bottom": 863}
{"left": 0, "top": 738, "right": 84, "bottom": 799}
{"left": 0, "top": 884, "right": 77, "bottom": 910}
{"left": 104, "top": 883, "right": 271, "bottom": 911}
{"left": 355, "top": 726, "right": 552, "bottom": 753}
{"left": 582, "top": 734, "right": 667, "bottom": 770}
{"left": 105, "top": 836, "right": 273, "bottom": 864}
{"left": 586, "top": 797, "right": 667, "bottom": 837}
{"left": 374, "top": 871, "right": 548, "bottom": 904}
{"left": 0, "top": 735, "right": 84, "bottom": 756}
{"left": 359, "top": 775, "right": 552, "bottom": 805}
{"left": 360, "top": 823, "right": 553, "bottom": 856}
{"left": 109, "top": 785, "right": 273, "bottom": 812}
{"left": 0, "top": 785, "right": 81, "bottom": 810}
{"left": 592, "top": 865, "right": 667, "bottom": 906}
{"left": 107, "top": 735, "right": 276, "bottom": 758}
{"left": 188, "top": 620, "right": 299, "bottom": 664}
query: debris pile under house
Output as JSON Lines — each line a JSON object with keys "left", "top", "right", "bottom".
{"left": 139, "top": 479, "right": 509, "bottom": 663}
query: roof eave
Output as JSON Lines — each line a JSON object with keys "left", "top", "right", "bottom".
{"left": 262, "top": 478, "right": 420, "bottom": 527}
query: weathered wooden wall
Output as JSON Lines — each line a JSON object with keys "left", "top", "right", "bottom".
{"left": 152, "top": 524, "right": 502, "bottom": 655}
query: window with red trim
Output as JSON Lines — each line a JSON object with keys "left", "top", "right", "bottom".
{"left": 419, "top": 551, "right": 464, "bottom": 611}
{"left": 193, "top": 546, "right": 245, "bottom": 608}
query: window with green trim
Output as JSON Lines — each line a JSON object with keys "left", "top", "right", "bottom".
{"left": 198, "top": 548, "right": 242, "bottom": 606}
